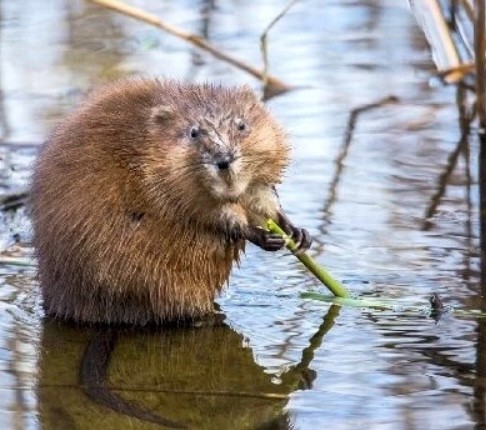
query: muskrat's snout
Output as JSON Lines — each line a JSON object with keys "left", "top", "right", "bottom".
{"left": 204, "top": 148, "right": 247, "bottom": 201}
{"left": 215, "top": 152, "right": 236, "bottom": 171}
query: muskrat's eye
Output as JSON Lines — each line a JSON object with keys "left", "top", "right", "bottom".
{"left": 236, "top": 119, "right": 247, "bottom": 132}
{"left": 189, "top": 127, "right": 200, "bottom": 139}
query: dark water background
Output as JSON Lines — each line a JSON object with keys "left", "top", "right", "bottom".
{"left": 0, "top": 0, "right": 484, "bottom": 429}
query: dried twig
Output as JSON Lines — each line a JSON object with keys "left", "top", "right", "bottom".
{"left": 88, "top": 0, "right": 293, "bottom": 98}
{"left": 0, "top": 141, "right": 40, "bottom": 148}
{"left": 0, "top": 257, "right": 35, "bottom": 267}
{"left": 260, "top": 0, "right": 300, "bottom": 99}
{"left": 0, "top": 188, "right": 28, "bottom": 211}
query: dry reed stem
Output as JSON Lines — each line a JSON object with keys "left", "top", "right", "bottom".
{"left": 437, "top": 62, "right": 475, "bottom": 81}
{"left": 412, "top": 0, "right": 463, "bottom": 83}
{"left": 461, "top": 0, "right": 475, "bottom": 21}
{"left": 88, "top": 0, "right": 293, "bottom": 98}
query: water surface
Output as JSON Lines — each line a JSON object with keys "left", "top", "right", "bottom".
{"left": 0, "top": 0, "right": 483, "bottom": 429}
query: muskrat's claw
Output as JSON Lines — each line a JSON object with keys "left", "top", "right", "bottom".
{"left": 290, "top": 227, "right": 312, "bottom": 255}
{"left": 246, "top": 226, "right": 286, "bottom": 251}
{"left": 276, "top": 212, "right": 312, "bottom": 254}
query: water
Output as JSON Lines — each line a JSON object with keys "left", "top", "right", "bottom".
{"left": 0, "top": 0, "right": 483, "bottom": 428}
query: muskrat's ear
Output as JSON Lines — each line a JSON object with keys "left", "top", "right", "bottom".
{"left": 150, "top": 105, "right": 175, "bottom": 123}
{"left": 239, "top": 85, "right": 264, "bottom": 105}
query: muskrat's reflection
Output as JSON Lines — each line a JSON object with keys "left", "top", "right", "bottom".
{"left": 37, "top": 320, "right": 291, "bottom": 429}
{"left": 37, "top": 305, "right": 340, "bottom": 429}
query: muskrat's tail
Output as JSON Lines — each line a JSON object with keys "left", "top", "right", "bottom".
{"left": 80, "top": 327, "right": 186, "bottom": 429}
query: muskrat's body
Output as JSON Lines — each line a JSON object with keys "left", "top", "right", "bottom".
{"left": 31, "top": 78, "right": 309, "bottom": 326}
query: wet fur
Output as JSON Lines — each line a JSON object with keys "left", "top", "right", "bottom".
{"left": 30, "top": 78, "right": 290, "bottom": 325}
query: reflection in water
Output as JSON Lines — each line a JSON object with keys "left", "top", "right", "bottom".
{"left": 37, "top": 304, "right": 341, "bottom": 429}
{"left": 318, "top": 95, "right": 399, "bottom": 250}
{"left": 282, "top": 305, "right": 340, "bottom": 391}
{"left": 37, "top": 320, "right": 291, "bottom": 430}
{"left": 423, "top": 85, "right": 474, "bottom": 230}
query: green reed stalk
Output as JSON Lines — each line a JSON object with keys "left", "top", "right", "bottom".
{"left": 266, "top": 219, "right": 349, "bottom": 298}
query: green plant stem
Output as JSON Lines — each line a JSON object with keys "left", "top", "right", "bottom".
{"left": 266, "top": 219, "right": 349, "bottom": 298}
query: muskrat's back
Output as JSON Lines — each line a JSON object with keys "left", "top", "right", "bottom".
{"left": 30, "top": 78, "right": 294, "bottom": 325}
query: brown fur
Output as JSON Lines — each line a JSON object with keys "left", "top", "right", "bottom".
{"left": 30, "top": 78, "right": 290, "bottom": 325}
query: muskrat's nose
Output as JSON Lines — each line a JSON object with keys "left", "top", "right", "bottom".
{"left": 217, "top": 159, "right": 230, "bottom": 170}
{"left": 215, "top": 154, "right": 234, "bottom": 171}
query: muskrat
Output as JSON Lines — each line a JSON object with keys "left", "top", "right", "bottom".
{"left": 30, "top": 78, "right": 311, "bottom": 426}
{"left": 30, "top": 78, "right": 310, "bottom": 325}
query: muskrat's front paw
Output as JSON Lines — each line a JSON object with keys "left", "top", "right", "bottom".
{"left": 246, "top": 226, "right": 286, "bottom": 251}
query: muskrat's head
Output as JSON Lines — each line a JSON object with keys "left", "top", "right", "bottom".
{"left": 143, "top": 83, "right": 290, "bottom": 211}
